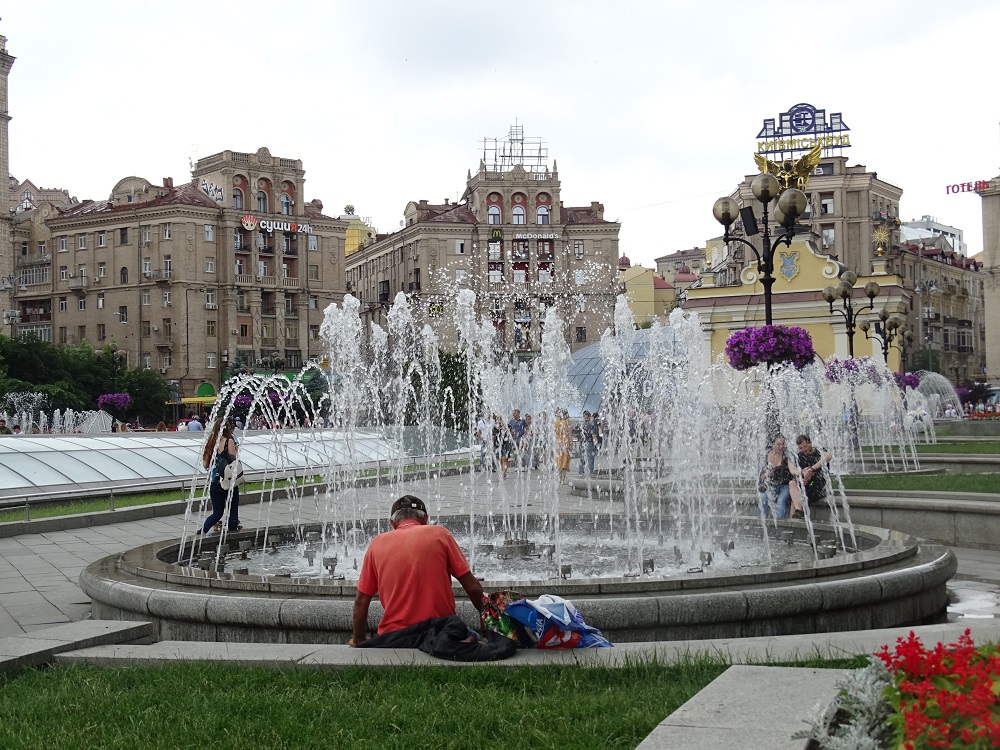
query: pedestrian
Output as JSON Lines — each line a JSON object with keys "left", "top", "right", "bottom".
{"left": 795, "top": 434, "right": 832, "bottom": 510}
{"left": 555, "top": 408, "right": 572, "bottom": 483}
{"left": 187, "top": 415, "right": 204, "bottom": 432}
{"left": 199, "top": 418, "right": 242, "bottom": 535}
{"left": 578, "top": 411, "right": 599, "bottom": 476}
{"left": 349, "top": 495, "right": 483, "bottom": 646}
{"left": 0, "top": 419, "right": 10, "bottom": 435}
{"left": 475, "top": 412, "right": 491, "bottom": 471}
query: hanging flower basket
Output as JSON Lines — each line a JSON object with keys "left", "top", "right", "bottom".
{"left": 97, "top": 392, "right": 132, "bottom": 414}
{"left": 893, "top": 372, "right": 921, "bottom": 390}
{"left": 725, "top": 325, "right": 815, "bottom": 371}
{"left": 824, "top": 356, "right": 889, "bottom": 385}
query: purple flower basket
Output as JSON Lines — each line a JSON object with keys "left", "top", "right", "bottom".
{"left": 725, "top": 325, "right": 815, "bottom": 371}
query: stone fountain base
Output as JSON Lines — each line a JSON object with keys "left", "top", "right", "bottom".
{"left": 79, "top": 518, "right": 955, "bottom": 644}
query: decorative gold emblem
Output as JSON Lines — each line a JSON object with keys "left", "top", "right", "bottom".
{"left": 872, "top": 227, "right": 890, "bottom": 256}
{"left": 753, "top": 143, "right": 824, "bottom": 191}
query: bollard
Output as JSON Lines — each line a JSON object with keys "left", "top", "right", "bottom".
{"left": 109, "top": 490, "right": 115, "bottom": 512}
{"left": 24, "top": 499, "right": 30, "bottom": 521}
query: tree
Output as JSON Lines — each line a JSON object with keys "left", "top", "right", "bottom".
{"left": 118, "top": 367, "right": 171, "bottom": 424}
{"left": 343, "top": 204, "right": 356, "bottom": 215}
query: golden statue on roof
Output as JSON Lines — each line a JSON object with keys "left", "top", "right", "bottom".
{"left": 753, "top": 142, "right": 823, "bottom": 191}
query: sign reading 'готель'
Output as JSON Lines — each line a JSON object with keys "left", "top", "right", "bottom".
{"left": 945, "top": 181, "right": 990, "bottom": 195}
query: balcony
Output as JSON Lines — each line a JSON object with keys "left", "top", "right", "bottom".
{"left": 958, "top": 319, "right": 973, "bottom": 328}
{"left": 489, "top": 282, "right": 504, "bottom": 293}
{"left": 943, "top": 316, "right": 959, "bottom": 326}
{"left": 259, "top": 275, "right": 276, "bottom": 286}
{"left": 261, "top": 305, "right": 276, "bottom": 316}
{"left": 922, "top": 311, "right": 940, "bottom": 321}
{"left": 258, "top": 245, "right": 275, "bottom": 255}
{"left": 284, "top": 331, "right": 300, "bottom": 343}
{"left": 945, "top": 284, "right": 957, "bottom": 294}
{"left": 871, "top": 212, "right": 901, "bottom": 228}
{"left": 238, "top": 336, "right": 253, "bottom": 346}
{"left": 281, "top": 276, "right": 299, "bottom": 288}
{"left": 958, "top": 345, "right": 974, "bottom": 353}
{"left": 408, "top": 282, "right": 421, "bottom": 292}
{"left": 378, "top": 292, "right": 390, "bottom": 303}
{"left": 153, "top": 334, "right": 173, "bottom": 348}
{"left": 282, "top": 246, "right": 298, "bottom": 257}
{"left": 260, "top": 337, "right": 277, "bottom": 348}
{"left": 237, "top": 305, "right": 251, "bottom": 314}
{"left": 66, "top": 276, "right": 88, "bottom": 293}
{"left": 236, "top": 274, "right": 255, "bottom": 285}
{"left": 284, "top": 307, "right": 298, "bottom": 318}
{"left": 145, "top": 269, "right": 172, "bottom": 283}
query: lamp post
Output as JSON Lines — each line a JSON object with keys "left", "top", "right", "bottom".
{"left": 712, "top": 174, "right": 808, "bottom": 326}
{"left": 858, "top": 309, "right": 911, "bottom": 366}
{"left": 822, "top": 272, "right": 880, "bottom": 357}
{"left": 97, "top": 343, "right": 129, "bottom": 389}
{"left": 262, "top": 355, "right": 286, "bottom": 376}
{"left": 1, "top": 273, "right": 22, "bottom": 338}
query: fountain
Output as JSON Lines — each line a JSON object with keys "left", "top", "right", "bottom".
{"left": 79, "top": 294, "right": 956, "bottom": 643}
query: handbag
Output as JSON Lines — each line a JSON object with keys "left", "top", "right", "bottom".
{"left": 214, "top": 445, "right": 244, "bottom": 491}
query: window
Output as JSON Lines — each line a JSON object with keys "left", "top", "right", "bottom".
{"left": 142, "top": 353, "right": 151, "bottom": 369}
{"left": 820, "top": 193, "right": 834, "bottom": 215}
{"left": 20, "top": 241, "right": 28, "bottom": 256}
{"left": 280, "top": 194, "right": 292, "bottom": 215}
{"left": 78, "top": 264, "right": 87, "bottom": 278}
{"left": 118, "top": 306, "right": 128, "bottom": 323}
{"left": 488, "top": 268, "right": 502, "bottom": 286}
{"left": 308, "top": 234, "right": 318, "bottom": 252}
{"left": 120, "top": 267, "right": 128, "bottom": 284}
{"left": 97, "top": 293, "right": 105, "bottom": 309}
{"left": 205, "top": 257, "right": 215, "bottom": 273}
{"left": 576, "top": 327, "right": 587, "bottom": 343}
{"left": 235, "top": 259, "right": 245, "bottom": 275}
{"left": 162, "top": 290, "right": 171, "bottom": 307}
{"left": 162, "top": 224, "right": 171, "bottom": 240}
{"left": 142, "top": 225, "right": 151, "bottom": 243}
{"left": 513, "top": 268, "right": 527, "bottom": 285}
{"left": 206, "top": 320, "right": 216, "bottom": 337}
{"left": 163, "top": 255, "right": 172, "bottom": 275}
{"left": 58, "top": 297, "right": 67, "bottom": 312}
{"left": 98, "top": 262, "right": 107, "bottom": 278}
{"left": 309, "top": 324, "right": 320, "bottom": 341}
{"left": 309, "top": 295, "right": 319, "bottom": 310}
{"left": 161, "top": 353, "right": 172, "bottom": 369}
{"left": 97, "top": 324, "right": 106, "bottom": 341}
{"left": 142, "top": 290, "right": 150, "bottom": 305}
{"left": 206, "top": 352, "right": 217, "bottom": 369}
{"left": 240, "top": 323, "right": 250, "bottom": 338}
{"left": 142, "top": 257, "right": 151, "bottom": 275}
{"left": 488, "top": 240, "right": 502, "bottom": 260}
{"left": 233, "top": 188, "right": 244, "bottom": 210}
{"left": 512, "top": 206, "right": 525, "bottom": 225}
{"left": 38, "top": 241, "right": 46, "bottom": 256}
{"left": 256, "top": 191, "right": 268, "bottom": 212}
{"left": 308, "top": 264, "right": 319, "bottom": 281}
{"left": 456, "top": 269, "right": 467, "bottom": 284}
{"left": 574, "top": 270, "right": 586, "bottom": 285}
{"left": 204, "top": 224, "right": 215, "bottom": 241}
{"left": 78, "top": 325, "right": 86, "bottom": 341}
{"left": 575, "top": 294, "right": 586, "bottom": 313}
{"left": 98, "top": 231, "right": 106, "bottom": 247}
{"left": 574, "top": 240, "right": 584, "bottom": 260}
{"left": 59, "top": 266, "right": 69, "bottom": 280}
{"left": 78, "top": 298, "right": 86, "bottom": 311}
{"left": 488, "top": 205, "right": 501, "bottom": 224}
{"left": 821, "top": 225, "right": 835, "bottom": 249}
{"left": 512, "top": 241, "right": 529, "bottom": 260}
{"left": 119, "top": 228, "right": 128, "bottom": 245}
{"left": 78, "top": 234, "right": 87, "bottom": 249}
{"left": 59, "top": 237, "right": 67, "bottom": 252}
{"left": 537, "top": 240, "right": 553, "bottom": 260}
{"left": 455, "top": 239, "right": 465, "bottom": 254}
{"left": 206, "top": 290, "right": 216, "bottom": 306}
{"left": 536, "top": 206, "right": 550, "bottom": 225}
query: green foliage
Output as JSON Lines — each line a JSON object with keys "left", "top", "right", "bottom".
{"left": 0, "top": 661, "right": 729, "bottom": 750}
{"left": 840, "top": 472, "right": 1000, "bottom": 493}
{"left": 0, "top": 335, "right": 171, "bottom": 423}
{"left": 438, "top": 351, "right": 471, "bottom": 428}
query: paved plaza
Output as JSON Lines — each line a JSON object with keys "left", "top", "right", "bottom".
{"left": 1, "top": 472, "right": 999, "bottom": 749}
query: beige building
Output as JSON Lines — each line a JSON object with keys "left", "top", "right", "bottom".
{"left": 345, "top": 127, "right": 621, "bottom": 357}
{"left": 978, "top": 179, "right": 1000, "bottom": 385}
{"left": 0, "top": 35, "right": 14, "bottom": 283}
{"left": 618, "top": 256, "right": 675, "bottom": 327}
{"left": 9, "top": 176, "right": 75, "bottom": 214}
{"left": 10, "top": 147, "right": 347, "bottom": 399}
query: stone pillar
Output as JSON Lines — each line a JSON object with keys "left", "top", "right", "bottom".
{"left": 0, "top": 37, "right": 15, "bottom": 282}
{"left": 978, "top": 178, "right": 1000, "bottom": 383}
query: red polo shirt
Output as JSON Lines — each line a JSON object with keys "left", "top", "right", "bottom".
{"left": 357, "top": 521, "right": 471, "bottom": 634}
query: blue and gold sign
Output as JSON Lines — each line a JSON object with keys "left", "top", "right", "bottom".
{"left": 756, "top": 103, "right": 851, "bottom": 159}
{"left": 779, "top": 251, "right": 799, "bottom": 282}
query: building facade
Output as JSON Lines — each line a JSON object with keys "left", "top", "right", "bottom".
{"left": 978, "top": 179, "right": 1000, "bottom": 384}
{"left": 345, "top": 128, "right": 620, "bottom": 357}
{"left": 10, "top": 147, "right": 347, "bottom": 399}
{"left": 0, "top": 35, "right": 14, "bottom": 283}
{"left": 8, "top": 176, "right": 75, "bottom": 215}
{"left": 902, "top": 215, "right": 966, "bottom": 256}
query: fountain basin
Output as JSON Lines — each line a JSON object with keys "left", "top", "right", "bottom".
{"left": 80, "top": 517, "right": 956, "bottom": 644}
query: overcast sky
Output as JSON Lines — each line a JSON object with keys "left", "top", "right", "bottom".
{"left": 4, "top": 2, "right": 998, "bottom": 268}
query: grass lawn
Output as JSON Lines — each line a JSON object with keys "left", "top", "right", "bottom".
{"left": 914, "top": 441, "right": 1000, "bottom": 454}
{"left": 840, "top": 472, "right": 999, "bottom": 493}
{"left": 0, "top": 657, "right": 866, "bottom": 750}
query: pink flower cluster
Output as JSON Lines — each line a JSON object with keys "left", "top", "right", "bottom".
{"left": 725, "top": 325, "right": 815, "bottom": 371}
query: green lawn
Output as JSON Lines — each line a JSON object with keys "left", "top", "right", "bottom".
{"left": 0, "top": 657, "right": 865, "bottom": 750}
{"left": 914, "top": 441, "right": 1000, "bottom": 454}
{"left": 840, "top": 472, "right": 999, "bottom": 493}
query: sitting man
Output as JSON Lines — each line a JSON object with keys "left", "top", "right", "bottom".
{"left": 350, "top": 495, "right": 484, "bottom": 647}
{"left": 796, "top": 434, "right": 832, "bottom": 508}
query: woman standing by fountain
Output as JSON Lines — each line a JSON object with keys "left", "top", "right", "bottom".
{"left": 200, "top": 419, "right": 242, "bottom": 535}
{"left": 758, "top": 435, "right": 802, "bottom": 519}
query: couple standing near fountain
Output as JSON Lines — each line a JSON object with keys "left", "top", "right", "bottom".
{"left": 758, "top": 434, "right": 832, "bottom": 520}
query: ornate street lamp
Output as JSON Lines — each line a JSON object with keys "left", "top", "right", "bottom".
{"left": 859, "top": 308, "right": 911, "bottom": 365}
{"left": 822, "top": 272, "right": 880, "bottom": 357}
{"left": 1, "top": 273, "right": 22, "bottom": 338}
{"left": 97, "top": 343, "right": 129, "bottom": 389}
{"left": 712, "top": 174, "right": 808, "bottom": 326}
{"left": 262, "top": 355, "right": 287, "bottom": 376}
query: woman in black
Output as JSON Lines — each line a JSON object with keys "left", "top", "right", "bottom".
{"left": 795, "top": 434, "right": 831, "bottom": 509}
{"left": 758, "top": 435, "right": 801, "bottom": 519}
{"left": 200, "top": 419, "right": 242, "bottom": 534}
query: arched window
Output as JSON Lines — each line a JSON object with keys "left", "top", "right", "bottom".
{"left": 280, "top": 194, "right": 292, "bottom": 215}
{"left": 536, "top": 206, "right": 550, "bottom": 225}
{"left": 233, "top": 188, "right": 244, "bottom": 210}
{"left": 256, "top": 191, "right": 268, "bottom": 213}
{"left": 512, "top": 206, "right": 525, "bottom": 225}
{"left": 120, "top": 267, "right": 129, "bottom": 284}
{"left": 488, "top": 205, "right": 501, "bottom": 225}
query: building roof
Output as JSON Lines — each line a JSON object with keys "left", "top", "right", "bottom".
{"left": 618, "top": 255, "right": 631, "bottom": 268}
{"left": 900, "top": 241, "right": 980, "bottom": 271}
{"left": 425, "top": 204, "right": 478, "bottom": 223}
{"left": 653, "top": 276, "right": 673, "bottom": 290}
{"left": 674, "top": 272, "right": 698, "bottom": 282}
{"left": 563, "top": 206, "right": 614, "bottom": 225}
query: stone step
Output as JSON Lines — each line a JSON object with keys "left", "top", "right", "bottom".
{"left": 0, "top": 620, "right": 155, "bottom": 674}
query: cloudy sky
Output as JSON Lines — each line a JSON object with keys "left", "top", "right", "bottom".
{"left": 4, "top": 2, "right": 998, "bottom": 268}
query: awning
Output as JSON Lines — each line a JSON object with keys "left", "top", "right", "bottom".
{"left": 180, "top": 396, "right": 217, "bottom": 405}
